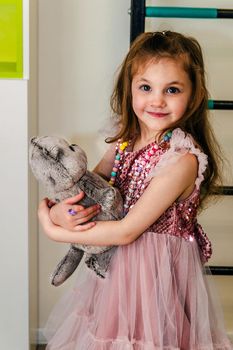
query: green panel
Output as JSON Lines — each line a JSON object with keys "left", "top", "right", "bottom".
{"left": 0, "top": 0, "right": 23, "bottom": 78}
{"left": 146, "top": 7, "right": 218, "bottom": 19}
{"left": 208, "top": 100, "right": 214, "bottom": 110}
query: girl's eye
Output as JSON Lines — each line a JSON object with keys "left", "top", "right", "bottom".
{"left": 167, "top": 86, "right": 180, "bottom": 94}
{"left": 140, "top": 84, "right": 151, "bottom": 92}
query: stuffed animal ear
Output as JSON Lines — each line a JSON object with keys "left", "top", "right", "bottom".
{"left": 61, "top": 142, "right": 87, "bottom": 180}
{"left": 69, "top": 144, "right": 76, "bottom": 152}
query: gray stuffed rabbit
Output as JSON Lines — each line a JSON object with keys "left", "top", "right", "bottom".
{"left": 29, "top": 136, "right": 123, "bottom": 286}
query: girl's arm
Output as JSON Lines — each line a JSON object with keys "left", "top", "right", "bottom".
{"left": 93, "top": 142, "right": 117, "bottom": 178}
{"left": 38, "top": 153, "right": 198, "bottom": 246}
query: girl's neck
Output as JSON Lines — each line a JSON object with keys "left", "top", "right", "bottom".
{"left": 133, "top": 137, "right": 153, "bottom": 152}
{"left": 133, "top": 130, "right": 170, "bottom": 152}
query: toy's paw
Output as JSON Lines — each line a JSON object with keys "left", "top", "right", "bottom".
{"left": 85, "top": 247, "right": 117, "bottom": 278}
{"left": 51, "top": 246, "right": 84, "bottom": 286}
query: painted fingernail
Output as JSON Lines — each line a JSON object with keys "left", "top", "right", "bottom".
{"left": 68, "top": 208, "right": 77, "bottom": 216}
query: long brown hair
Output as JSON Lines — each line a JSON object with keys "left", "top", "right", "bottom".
{"left": 108, "top": 31, "right": 224, "bottom": 206}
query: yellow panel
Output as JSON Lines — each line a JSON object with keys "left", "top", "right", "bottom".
{"left": 0, "top": 0, "right": 23, "bottom": 78}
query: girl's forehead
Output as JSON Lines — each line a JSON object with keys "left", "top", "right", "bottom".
{"left": 132, "top": 56, "right": 186, "bottom": 77}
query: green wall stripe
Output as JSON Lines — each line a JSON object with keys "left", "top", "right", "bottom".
{"left": 208, "top": 100, "right": 214, "bottom": 110}
{"left": 146, "top": 7, "right": 218, "bottom": 19}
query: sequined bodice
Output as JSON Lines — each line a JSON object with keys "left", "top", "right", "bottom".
{"left": 115, "top": 141, "right": 168, "bottom": 213}
{"left": 115, "top": 141, "right": 199, "bottom": 237}
{"left": 114, "top": 130, "right": 212, "bottom": 263}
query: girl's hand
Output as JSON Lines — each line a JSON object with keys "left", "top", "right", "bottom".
{"left": 48, "top": 192, "right": 100, "bottom": 230}
{"left": 38, "top": 198, "right": 97, "bottom": 242}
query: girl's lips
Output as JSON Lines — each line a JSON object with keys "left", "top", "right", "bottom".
{"left": 146, "top": 111, "right": 169, "bottom": 118}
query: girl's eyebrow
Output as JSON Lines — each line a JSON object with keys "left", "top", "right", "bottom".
{"left": 168, "top": 80, "right": 185, "bottom": 86}
{"left": 135, "top": 77, "right": 185, "bottom": 86}
{"left": 135, "top": 77, "right": 151, "bottom": 83}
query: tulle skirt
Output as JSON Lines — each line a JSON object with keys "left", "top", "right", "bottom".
{"left": 44, "top": 232, "right": 232, "bottom": 349}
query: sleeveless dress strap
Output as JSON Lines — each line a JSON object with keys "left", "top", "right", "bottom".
{"left": 147, "top": 128, "right": 208, "bottom": 189}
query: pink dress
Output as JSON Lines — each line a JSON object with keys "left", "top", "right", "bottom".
{"left": 44, "top": 129, "right": 232, "bottom": 350}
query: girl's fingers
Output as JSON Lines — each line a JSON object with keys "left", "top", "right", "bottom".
{"left": 70, "top": 204, "right": 85, "bottom": 213}
{"left": 74, "top": 211, "right": 99, "bottom": 225}
{"left": 67, "top": 207, "right": 100, "bottom": 224}
{"left": 67, "top": 205, "right": 100, "bottom": 221}
{"left": 48, "top": 199, "right": 56, "bottom": 208}
{"left": 73, "top": 222, "right": 96, "bottom": 231}
{"left": 65, "top": 205, "right": 100, "bottom": 230}
{"left": 74, "top": 204, "right": 100, "bottom": 217}
{"left": 64, "top": 192, "right": 85, "bottom": 205}
{"left": 39, "top": 198, "right": 50, "bottom": 211}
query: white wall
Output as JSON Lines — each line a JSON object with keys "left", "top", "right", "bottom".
{"left": 0, "top": 80, "right": 29, "bottom": 349}
{"left": 38, "top": 0, "right": 131, "bottom": 335}
{"left": 38, "top": 0, "right": 233, "bottom": 340}
{"left": 28, "top": 0, "right": 38, "bottom": 347}
{"left": 0, "top": 1, "right": 38, "bottom": 349}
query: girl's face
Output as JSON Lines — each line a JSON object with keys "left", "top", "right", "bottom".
{"left": 131, "top": 57, "right": 192, "bottom": 140}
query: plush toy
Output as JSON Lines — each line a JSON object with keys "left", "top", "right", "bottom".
{"left": 29, "top": 136, "right": 123, "bottom": 286}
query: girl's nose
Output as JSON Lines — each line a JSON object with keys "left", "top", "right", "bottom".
{"left": 149, "top": 93, "right": 166, "bottom": 108}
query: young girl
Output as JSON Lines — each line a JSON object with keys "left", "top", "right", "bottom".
{"left": 39, "top": 31, "right": 233, "bottom": 349}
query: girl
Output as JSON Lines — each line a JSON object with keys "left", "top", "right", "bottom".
{"left": 39, "top": 31, "right": 232, "bottom": 349}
